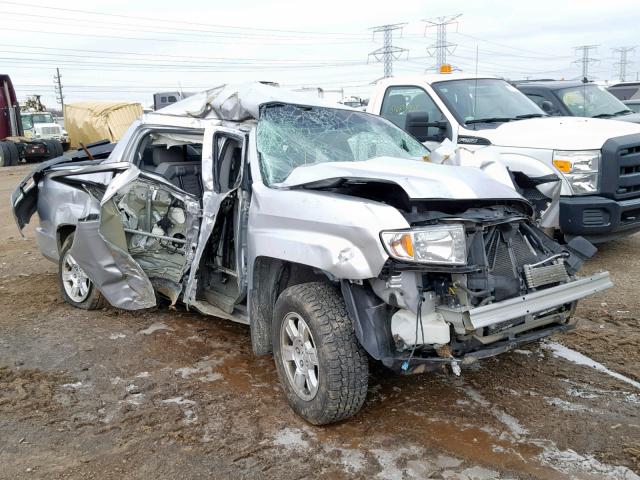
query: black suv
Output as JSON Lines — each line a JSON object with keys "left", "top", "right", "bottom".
{"left": 514, "top": 80, "right": 640, "bottom": 124}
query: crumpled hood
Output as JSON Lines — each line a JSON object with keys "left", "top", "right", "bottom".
{"left": 471, "top": 117, "right": 640, "bottom": 150}
{"left": 276, "top": 157, "right": 526, "bottom": 202}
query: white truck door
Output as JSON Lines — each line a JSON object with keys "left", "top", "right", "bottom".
{"left": 376, "top": 84, "right": 454, "bottom": 150}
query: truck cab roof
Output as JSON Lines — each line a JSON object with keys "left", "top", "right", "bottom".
{"left": 375, "top": 74, "right": 500, "bottom": 88}
{"left": 513, "top": 80, "right": 590, "bottom": 90}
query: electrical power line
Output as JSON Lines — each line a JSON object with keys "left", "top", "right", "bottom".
{"left": 368, "top": 23, "right": 409, "bottom": 78}
{"left": 424, "top": 14, "right": 462, "bottom": 71}
{"left": 574, "top": 45, "right": 599, "bottom": 80}
{"left": 0, "top": 1, "right": 370, "bottom": 38}
{"left": 613, "top": 46, "right": 635, "bottom": 82}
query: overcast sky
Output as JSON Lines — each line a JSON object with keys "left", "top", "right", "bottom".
{"left": 4, "top": 0, "right": 639, "bottom": 109}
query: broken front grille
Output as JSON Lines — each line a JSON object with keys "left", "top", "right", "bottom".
{"left": 40, "top": 126, "right": 61, "bottom": 135}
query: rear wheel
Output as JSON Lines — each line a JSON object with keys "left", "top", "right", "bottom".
{"left": 272, "top": 282, "right": 368, "bottom": 425}
{"left": 58, "top": 233, "right": 105, "bottom": 310}
{"left": 43, "top": 140, "right": 63, "bottom": 159}
{"left": 0, "top": 141, "right": 18, "bottom": 166}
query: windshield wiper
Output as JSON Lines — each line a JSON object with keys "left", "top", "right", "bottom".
{"left": 465, "top": 117, "right": 513, "bottom": 125}
{"left": 614, "top": 109, "right": 633, "bottom": 116}
{"left": 514, "top": 113, "right": 546, "bottom": 120}
{"left": 592, "top": 113, "right": 614, "bottom": 118}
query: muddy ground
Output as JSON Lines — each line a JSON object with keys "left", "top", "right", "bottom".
{"left": 0, "top": 163, "right": 639, "bottom": 480}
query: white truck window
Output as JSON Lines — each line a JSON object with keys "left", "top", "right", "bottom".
{"left": 380, "top": 86, "right": 447, "bottom": 139}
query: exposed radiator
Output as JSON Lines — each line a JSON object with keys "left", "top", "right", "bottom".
{"left": 524, "top": 262, "right": 568, "bottom": 289}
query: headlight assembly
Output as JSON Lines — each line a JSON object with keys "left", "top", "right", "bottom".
{"left": 381, "top": 224, "right": 467, "bottom": 265}
{"left": 552, "top": 150, "right": 600, "bottom": 195}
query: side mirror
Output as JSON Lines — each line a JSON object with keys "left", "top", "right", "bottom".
{"left": 540, "top": 100, "right": 555, "bottom": 114}
{"left": 405, "top": 111, "right": 430, "bottom": 142}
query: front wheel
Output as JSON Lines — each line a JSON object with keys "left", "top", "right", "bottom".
{"left": 272, "top": 282, "right": 369, "bottom": 425}
{"left": 58, "top": 233, "right": 105, "bottom": 310}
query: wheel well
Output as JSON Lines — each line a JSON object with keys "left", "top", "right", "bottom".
{"left": 249, "top": 257, "right": 334, "bottom": 355}
{"left": 57, "top": 225, "right": 76, "bottom": 252}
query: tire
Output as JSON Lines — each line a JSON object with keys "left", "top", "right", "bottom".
{"left": 6, "top": 141, "right": 19, "bottom": 166}
{"left": 272, "top": 282, "right": 368, "bottom": 425}
{"left": 43, "top": 140, "right": 59, "bottom": 159}
{"left": 0, "top": 142, "right": 11, "bottom": 167}
{"left": 54, "top": 140, "right": 64, "bottom": 157}
{"left": 58, "top": 233, "right": 106, "bottom": 310}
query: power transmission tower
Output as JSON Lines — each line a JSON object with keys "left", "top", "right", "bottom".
{"left": 368, "top": 23, "right": 408, "bottom": 78}
{"left": 424, "top": 14, "right": 462, "bottom": 71}
{"left": 54, "top": 67, "right": 64, "bottom": 109}
{"left": 574, "top": 45, "right": 599, "bottom": 81}
{"left": 613, "top": 46, "right": 635, "bottom": 82}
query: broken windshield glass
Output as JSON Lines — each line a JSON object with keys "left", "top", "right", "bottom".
{"left": 256, "top": 104, "right": 428, "bottom": 185}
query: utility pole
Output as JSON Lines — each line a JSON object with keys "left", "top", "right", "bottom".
{"left": 574, "top": 45, "right": 599, "bottom": 81}
{"left": 613, "top": 46, "right": 635, "bottom": 82}
{"left": 54, "top": 67, "right": 64, "bottom": 110}
{"left": 368, "top": 23, "right": 408, "bottom": 78}
{"left": 424, "top": 14, "right": 462, "bottom": 71}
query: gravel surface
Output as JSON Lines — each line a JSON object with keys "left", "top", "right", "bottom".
{"left": 1, "top": 164, "right": 639, "bottom": 479}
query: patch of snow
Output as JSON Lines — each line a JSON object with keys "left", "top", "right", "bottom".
{"left": 544, "top": 342, "right": 640, "bottom": 390}
{"left": 126, "top": 384, "right": 140, "bottom": 394}
{"left": 371, "top": 446, "right": 422, "bottom": 479}
{"left": 273, "top": 427, "right": 311, "bottom": 450}
{"left": 513, "top": 349, "right": 532, "bottom": 356}
{"left": 126, "top": 393, "right": 144, "bottom": 406}
{"left": 162, "top": 396, "right": 196, "bottom": 406}
{"left": 135, "top": 371, "right": 150, "bottom": 378}
{"left": 175, "top": 357, "right": 225, "bottom": 382}
{"left": 138, "top": 322, "right": 173, "bottom": 335}
{"left": 62, "top": 382, "right": 83, "bottom": 389}
{"left": 175, "top": 367, "right": 199, "bottom": 378}
{"left": 183, "top": 409, "right": 198, "bottom": 424}
{"left": 535, "top": 439, "right": 640, "bottom": 480}
{"left": 109, "top": 333, "right": 126, "bottom": 340}
{"left": 335, "top": 448, "right": 365, "bottom": 473}
{"left": 198, "top": 372, "right": 223, "bottom": 382}
{"left": 544, "top": 397, "right": 590, "bottom": 412}
{"left": 462, "top": 386, "right": 528, "bottom": 438}
{"left": 433, "top": 454, "right": 463, "bottom": 469}
{"left": 110, "top": 376, "right": 122, "bottom": 385}
{"left": 459, "top": 466, "right": 501, "bottom": 480}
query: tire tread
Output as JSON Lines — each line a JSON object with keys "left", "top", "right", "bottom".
{"left": 273, "top": 282, "right": 368, "bottom": 424}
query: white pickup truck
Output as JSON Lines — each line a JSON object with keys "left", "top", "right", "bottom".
{"left": 367, "top": 74, "right": 640, "bottom": 243}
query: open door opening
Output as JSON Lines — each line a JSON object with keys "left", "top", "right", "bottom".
{"left": 185, "top": 131, "right": 249, "bottom": 321}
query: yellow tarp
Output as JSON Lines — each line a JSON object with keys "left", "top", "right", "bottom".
{"left": 64, "top": 102, "right": 143, "bottom": 148}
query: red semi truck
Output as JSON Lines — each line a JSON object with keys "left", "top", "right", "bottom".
{"left": 1, "top": 74, "right": 63, "bottom": 167}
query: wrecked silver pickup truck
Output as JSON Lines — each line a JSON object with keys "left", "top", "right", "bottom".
{"left": 12, "top": 82, "right": 612, "bottom": 424}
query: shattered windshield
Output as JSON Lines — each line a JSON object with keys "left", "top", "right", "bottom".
{"left": 256, "top": 104, "right": 428, "bottom": 184}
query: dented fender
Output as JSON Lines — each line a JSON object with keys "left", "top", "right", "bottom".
{"left": 247, "top": 183, "right": 408, "bottom": 282}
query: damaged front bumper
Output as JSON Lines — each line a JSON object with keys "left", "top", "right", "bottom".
{"left": 385, "top": 322, "right": 576, "bottom": 374}
{"left": 438, "top": 271, "right": 613, "bottom": 330}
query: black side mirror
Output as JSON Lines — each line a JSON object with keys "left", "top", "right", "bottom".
{"left": 405, "top": 111, "right": 431, "bottom": 142}
{"left": 540, "top": 100, "right": 555, "bottom": 114}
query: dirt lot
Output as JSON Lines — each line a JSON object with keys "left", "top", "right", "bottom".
{"left": 1, "top": 164, "right": 639, "bottom": 480}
